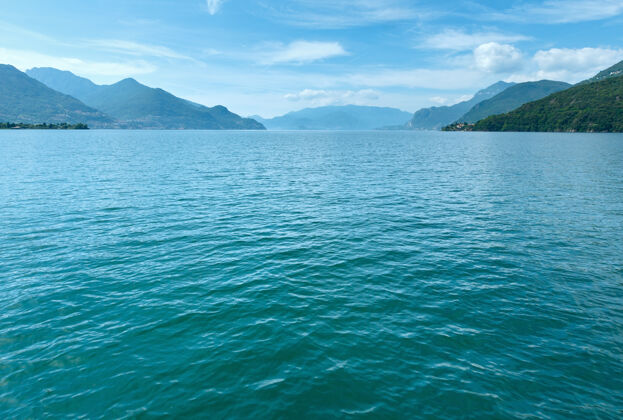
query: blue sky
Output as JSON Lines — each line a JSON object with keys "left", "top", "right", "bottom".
{"left": 1, "top": 0, "right": 623, "bottom": 117}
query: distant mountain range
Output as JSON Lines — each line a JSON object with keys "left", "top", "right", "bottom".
{"left": 253, "top": 105, "right": 413, "bottom": 130}
{"left": 0, "top": 65, "right": 113, "bottom": 126}
{"left": 4, "top": 58, "right": 623, "bottom": 133}
{"left": 26, "top": 67, "right": 264, "bottom": 129}
{"left": 405, "top": 81, "right": 514, "bottom": 130}
{"left": 459, "top": 80, "right": 572, "bottom": 123}
{"left": 473, "top": 67, "right": 623, "bottom": 132}
{"left": 406, "top": 59, "right": 623, "bottom": 133}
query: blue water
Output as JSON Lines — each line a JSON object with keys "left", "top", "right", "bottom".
{"left": 1, "top": 130, "right": 622, "bottom": 419}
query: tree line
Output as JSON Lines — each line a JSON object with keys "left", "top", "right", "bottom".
{"left": 0, "top": 122, "right": 89, "bottom": 129}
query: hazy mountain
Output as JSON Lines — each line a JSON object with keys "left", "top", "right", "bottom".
{"left": 459, "top": 80, "right": 571, "bottom": 123}
{"left": 474, "top": 74, "right": 623, "bottom": 132}
{"left": 26, "top": 67, "right": 101, "bottom": 101}
{"left": 27, "top": 67, "right": 264, "bottom": 130}
{"left": 405, "top": 81, "right": 514, "bottom": 130}
{"left": 0, "top": 64, "right": 112, "bottom": 126}
{"left": 256, "top": 105, "right": 413, "bottom": 130}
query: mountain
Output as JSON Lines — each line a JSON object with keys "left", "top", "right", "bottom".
{"left": 26, "top": 67, "right": 101, "bottom": 101}
{"left": 256, "top": 105, "right": 413, "bottom": 130}
{"left": 581, "top": 59, "right": 623, "bottom": 84}
{"left": 459, "top": 80, "right": 571, "bottom": 123}
{"left": 0, "top": 64, "right": 112, "bottom": 126}
{"left": 26, "top": 67, "right": 264, "bottom": 130}
{"left": 405, "top": 81, "right": 514, "bottom": 130}
{"left": 473, "top": 75, "right": 623, "bottom": 132}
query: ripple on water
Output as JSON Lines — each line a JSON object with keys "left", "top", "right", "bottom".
{"left": 1, "top": 130, "right": 623, "bottom": 418}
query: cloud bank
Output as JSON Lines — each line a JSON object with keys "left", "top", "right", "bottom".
{"left": 491, "top": 0, "right": 623, "bottom": 23}
{"left": 261, "top": 41, "right": 348, "bottom": 65}
{"left": 420, "top": 29, "right": 530, "bottom": 51}
{"left": 529, "top": 47, "right": 623, "bottom": 82}
{"left": 0, "top": 47, "right": 156, "bottom": 81}
{"left": 285, "top": 88, "right": 380, "bottom": 106}
{"left": 262, "top": 0, "right": 430, "bottom": 28}
{"left": 474, "top": 43, "right": 523, "bottom": 73}
{"left": 87, "top": 40, "right": 192, "bottom": 60}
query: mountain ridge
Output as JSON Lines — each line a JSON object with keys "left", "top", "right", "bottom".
{"left": 0, "top": 64, "right": 113, "bottom": 127}
{"left": 405, "top": 81, "right": 515, "bottom": 130}
{"left": 257, "top": 105, "right": 413, "bottom": 130}
{"left": 26, "top": 67, "right": 265, "bottom": 130}
{"left": 473, "top": 72, "right": 623, "bottom": 132}
{"left": 459, "top": 80, "right": 572, "bottom": 123}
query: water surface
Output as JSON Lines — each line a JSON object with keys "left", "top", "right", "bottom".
{"left": 1, "top": 130, "right": 622, "bottom": 418}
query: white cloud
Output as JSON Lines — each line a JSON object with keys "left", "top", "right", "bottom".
{"left": 0, "top": 47, "right": 156, "bottom": 82}
{"left": 491, "top": 0, "right": 623, "bottom": 24}
{"left": 260, "top": 41, "right": 348, "bottom": 65}
{"left": 534, "top": 47, "right": 623, "bottom": 73}
{"left": 511, "top": 47, "right": 623, "bottom": 83}
{"left": 429, "top": 96, "right": 448, "bottom": 105}
{"left": 86, "top": 40, "right": 192, "bottom": 60}
{"left": 474, "top": 42, "right": 523, "bottom": 73}
{"left": 284, "top": 88, "right": 381, "bottom": 106}
{"left": 420, "top": 29, "right": 530, "bottom": 51}
{"left": 206, "top": 0, "right": 225, "bottom": 15}
{"left": 285, "top": 89, "right": 331, "bottom": 101}
{"left": 345, "top": 68, "right": 492, "bottom": 90}
{"left": 428, "top": 94, "right": 473, "bottom": 106}
{"left": 262, "top": 0, "right": 431, "bottom": 28}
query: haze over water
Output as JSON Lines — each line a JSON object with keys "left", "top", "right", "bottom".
{"left": 1, "top": 131, "right": 622, "bottom": 418}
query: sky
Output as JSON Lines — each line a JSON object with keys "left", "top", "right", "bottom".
{"left": 1, "top": 0, "right": 623, "bottom": 117}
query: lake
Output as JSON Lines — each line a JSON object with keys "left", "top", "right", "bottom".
{"left": 1, "top": 130, "right": 622, "bottom": 418}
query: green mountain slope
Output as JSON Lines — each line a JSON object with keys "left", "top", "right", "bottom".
{"left": 256, "top": 105, "right": 413, "bottom": 130}
{"left": 0, "top": 64, "right": 112, "bottom": 126}
{"left": 405, "top": 81, "right": 514, "bottom": 130}
{"left": 581, "top": 59, "right": 623, "bottom": 84}
{"left": 459, "top": 80, "right": 571, "bottom": 123}
{"left": 27, "top": 67, "right": 264, "bottom": 130}
{"left": 473, "top": 76, "right": 623, "bottom": 132}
